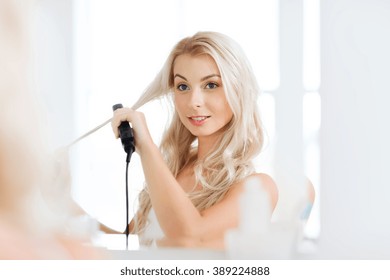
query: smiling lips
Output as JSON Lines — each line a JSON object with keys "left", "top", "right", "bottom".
{"left": 188, "top": 115, "right": 210, "bottom": 126}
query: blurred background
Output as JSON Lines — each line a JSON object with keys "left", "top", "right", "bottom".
{"left": 29, "top": 0, "right": 390, "bottom": 258}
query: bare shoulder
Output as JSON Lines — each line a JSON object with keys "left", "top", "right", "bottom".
{"left": 227, "top": 173, "right": 279, "bottom": 211}
{"left": 253, "top": 173, "right": 278, "bottom": 209}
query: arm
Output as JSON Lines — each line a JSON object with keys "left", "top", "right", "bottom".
{"left": 111, "top": 108, "right": 278, "bottom": 241}
{"left": 140, "top": 142, "right": 204, "bottom": 238}
{"left": 157, "top": 173, "right": 278, "bottom": 249}
{"left": 141, "top": 146, "right": 279, "bottom": 239}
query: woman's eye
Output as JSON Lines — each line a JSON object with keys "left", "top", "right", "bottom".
{"left": 205, "top": 82, "right": 219, "bottom": 89}
{"left": 177, "top": 84, "right": 189, "bottom": 91}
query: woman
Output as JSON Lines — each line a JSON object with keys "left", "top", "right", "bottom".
{"left": 110, "top": 31, "right": 278, "bottom": 249}
{"left": 0, "top": 0, "right": 101, "bottom": 259}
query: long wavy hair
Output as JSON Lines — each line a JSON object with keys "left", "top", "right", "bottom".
{"left": 130, "top": 31, "right": 264, "bottom": 238}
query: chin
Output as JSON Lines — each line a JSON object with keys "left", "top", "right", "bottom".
{"left": 189, "top": 128, "right": 224, "bottom": 138}
{"left": 186, "top": 127, "right": 210, "bottom": 137}
{"left": 183, "top": 121, "right": 227, "bottom": 138}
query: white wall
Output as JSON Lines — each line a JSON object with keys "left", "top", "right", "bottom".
{"left": 319, "top": 0, "right": 390, "bottom": 258}
{"left": 32, "top": 0, "right": 75, "bottom": 148}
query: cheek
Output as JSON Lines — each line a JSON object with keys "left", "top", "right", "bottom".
{"left": 174, "top": 95, "right": 187, "bottom": 116}
{"left": 221, "top": 107, "right": 233, "bottom": 124}
{"left": 214, "top": 97, "right": 233, "bottom": 123}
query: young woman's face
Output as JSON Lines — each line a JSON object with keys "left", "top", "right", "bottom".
{"left": 173, "top": 54, "right": 233, "bottom": 139}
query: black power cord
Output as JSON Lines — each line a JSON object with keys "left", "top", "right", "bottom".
{"left": 113, "top": 103, "right": 135, "bottom": 250}
{"left": 125, "top": 153, "right": 131, "bottom": 250}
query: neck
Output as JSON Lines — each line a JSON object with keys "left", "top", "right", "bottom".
{"left": 197, "top": 133, "right": 222, "bottom": 161}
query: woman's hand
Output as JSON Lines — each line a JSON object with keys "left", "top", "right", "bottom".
{"left": 111, "top": 107, "right": 155, "bottom": 155}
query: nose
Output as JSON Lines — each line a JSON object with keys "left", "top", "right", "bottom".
{"left": 189, "top": 87, "right": 204, "bottom": 109}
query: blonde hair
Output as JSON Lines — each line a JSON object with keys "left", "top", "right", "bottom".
{"left": 131, "top": 32, "right": 264, "bottom": 238}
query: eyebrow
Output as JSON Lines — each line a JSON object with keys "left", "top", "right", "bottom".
{"left": 174, "top": 73, "right": 221, "bottom": 82}
{"left": 200, "top": 74, "right": 221, "bottom": 82}
{"left": 174, "top": 74, "right": 187, "bottom": 81}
